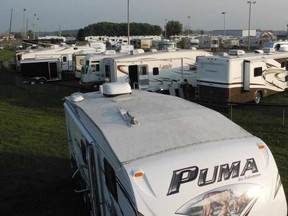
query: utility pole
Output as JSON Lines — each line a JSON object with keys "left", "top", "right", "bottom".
{"left": 33, "top": 13, "right": 37, "bottom": 40}
{"left": 127, "top": 0, "right": 130, "bottom": 45}
{"left": 222, "top": 12, "right": 226, "bottom": 36}
{"left": 247, "top": 1, "right": 256, "bottom": 50}
{"left": 187, "top": 16, "right": 191, "bottom": 35}
{"left": 23, "top": 9, "right": 26, "bottom": 39}
{"left": 8, "top": 8, "right": 13, "bottom": 47}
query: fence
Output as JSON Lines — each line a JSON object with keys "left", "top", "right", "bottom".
{"left": 197, "top": 100, "right": 288, "bottom": 127}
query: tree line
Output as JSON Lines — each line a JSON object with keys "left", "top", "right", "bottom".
{"left": 77, "top": 21, "right": 184, "bottom": 40}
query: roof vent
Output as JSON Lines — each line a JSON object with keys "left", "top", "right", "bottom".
{"left": 70, "top": 92, "right": 84, "bottom": 102}
{"left": 254, "top": 50, "right": 264, "bottom": 54}
{"left": 228, "top": 49, "right": 245, "bottom": 56}
{"left": 103, "top": 50, "right": 117, "bottom": 55}
{"left": 130, "top": 49, "right": 145, "bottom": 55}
{"left": 101, "top": 82, "right": 132, "bottom": 97}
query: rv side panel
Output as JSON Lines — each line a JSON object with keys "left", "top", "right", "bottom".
{"left": 21, "top": 62, "right": 50, "bottom": 79}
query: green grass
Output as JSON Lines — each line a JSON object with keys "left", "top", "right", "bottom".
{"left": 0, "top": 50, "right": 15, "bottom": 61}
{"left": 0, "top": 77, "right": 287, "bottom": 214}
{"left": 221, "top": 92, "right": 288, "bottom": 202}
{"left": 0, "top": 85, "right": 68, "bottom": 170}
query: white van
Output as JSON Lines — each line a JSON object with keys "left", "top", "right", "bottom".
{"left": 64, "top": 82, "right": 287, "bottom": 216}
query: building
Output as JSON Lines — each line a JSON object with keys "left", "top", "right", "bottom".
{"left": 212, "top": 29, "right": 256, "bottom": 37}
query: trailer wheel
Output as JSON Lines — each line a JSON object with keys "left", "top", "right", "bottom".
{"left": 29, "top": 79, "right": 37, "bottom": 85}
{"left": 39, "top": 78, "right": 46, "bottom": 84}
{"left": 91, "top": 84, "right": 99, "bottom": 90}
{"left": 254, "top": 91, "right": 261, "bottom": 104}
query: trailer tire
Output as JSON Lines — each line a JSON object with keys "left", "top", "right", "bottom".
{"left": 39, "top": 78, "right": 46, "bottom": 84}
{"left": 91, "top": 84, "right": 99, "bottom": 90}
{"left": 30, "top": 79, "right": 37, "bottom": 85}
{"left": 254, "top": 91, "right": 261, "bottom": 104}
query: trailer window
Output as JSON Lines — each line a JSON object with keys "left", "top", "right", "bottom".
{"left": 281, "top": 60, "right": 288, "bottom": 69}
{"left": 81, "top": 140, "right": 87, "bottom": 164}
{"left": 140, "top": 66, "right": 147, "bottom": 75}
{"left": 153, "top": 67, "right": 159, "bottom": 75}
{"left": 254, "top": 67, "right": 262, "bottom": 77}
{"left": 62, "top": 56, "right": 67, "bottom": 62}
{"left": 104, "top": 159, "right": 118, "bottom": 201}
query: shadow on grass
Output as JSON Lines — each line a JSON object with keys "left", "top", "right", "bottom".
{"left": 0, "top": 152, "right": 89, "bottom": 216}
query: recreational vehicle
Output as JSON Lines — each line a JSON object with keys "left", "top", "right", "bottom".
{"left": 64, "top": 82, "right": 287, "bottom": 216}
{"left": 20, "top": 45, "right": 99, "bottom": 74}
{"left": 263, "top": 40, "right": 288, "bottom": 53}
{"left": 196, "top": 49, "right": 288, "bottom": 103}
{"left": 101, "top": 49, "right": 211, "bottom": 92}
{"left": 79, "top": 50, "right": 134, "bottom": 89}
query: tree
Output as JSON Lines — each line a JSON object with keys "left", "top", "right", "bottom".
{"left": 166, "top": 20, "right": 183, "bottom": 39}
{"left": 78, "top": 22, "right": 163, "bottom": 38}
{"left": 77, "top": 28, "right": 85, "bottom": 41}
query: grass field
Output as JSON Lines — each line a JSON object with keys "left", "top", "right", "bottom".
{"left": 0, "top": 71, "right": 89, "bottom": 215}
{"left": 0, "top": 70, "right": 287, "bottom": 215}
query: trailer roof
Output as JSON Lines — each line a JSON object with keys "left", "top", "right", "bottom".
{"left": 66, "top": 89, "right": 252, "bottom": 164}
{"left": 200, "top": 50, "right": 288, "bottom": 62}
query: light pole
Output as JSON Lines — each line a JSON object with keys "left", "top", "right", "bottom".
{"left": 23, "top": 9, "right": 26, "bottom": 39}
{"left": 33, "top": 13, "right": 37, "bottom": 40}
{"left": 247, "top": 1, "right": 256, "bottom": 50}
{"left": 221, "top": 12, "right": 226, "bottom": 36}
{"left": 127, "top": 0, "right": 130, "bottom": 45}
{"left": 37, "top": 18, "right": 40, "bottom": 38}
{"left": 187, "top": 16, "right": 191, "bottom": 35}
{"left": 164, "top": 19, "right": 168, "bottom": 39}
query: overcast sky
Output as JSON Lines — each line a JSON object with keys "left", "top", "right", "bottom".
{"left": 1, "top": 0, "right": 288, "bottom": 34}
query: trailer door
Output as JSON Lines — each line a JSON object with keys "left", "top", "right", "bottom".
{"left": 49, "top": 62, "right": 58, "bottom": 79}
{"left": 243, "top": 60, "right": 250, "bottom": 91}
{"left": 61, "top": 55, "right": 69, "bottom": 71}
{"left": 128, "top": 65, "right": 139, "bottom": 89}
{"left": 138, "top": 65, "right": 149, "bottom": 89}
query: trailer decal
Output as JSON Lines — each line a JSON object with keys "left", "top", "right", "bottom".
{"left": 175, "top": 183, "right": 262, "bottom": 216}
{"left": 117, "top": 65, "right": 128, "bottom": 75}
{"left": 167, "top": 158, "right": 259, "bottom": 196}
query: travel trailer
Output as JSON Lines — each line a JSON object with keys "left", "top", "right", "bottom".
{"left": 64, "top": 82, "right": 287, "bottom": 216}
{"left": 20, "top": 58, "right": 61, "bottom": 83}
{"left": 100, "top": 49, "right": 211, "bottom": 92}
{"left": 196, "top": 49, "right": 288, "bottom": 103}
{"left": 263, "top": 40, "right": 288, "bottom": 53}
{"left": 79, "top": 49, "right": 135, "bottom": 88}
{"left": 71, "top": 43, "right": 107, "bottom": 78}
{"left": 20, "top": 45, "right": 99, "bottom": 74}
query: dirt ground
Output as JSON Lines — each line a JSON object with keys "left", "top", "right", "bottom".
{"left": 0, "top": 69, "right": 90, "bottom": 216}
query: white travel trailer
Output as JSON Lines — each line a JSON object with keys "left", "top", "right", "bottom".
{"left": 263, "top": 40, "right": 288, "bottom": 53}
{"left": 20, "top": 45, "right": 99, "bottom": 74}
{"left": 71, "top": 42, "right": 107, "bottom": 77}
{"left": 101, "top": 49, "right": 211, "bottom": 92}
{"left": 196, "top": 49, "right": 288, "bottom": 103}
{"left": 64, "top": 82, "right": 287, "bottom": 216}
{"left": 79, "top": 50, "right": 134, "bottom": 88}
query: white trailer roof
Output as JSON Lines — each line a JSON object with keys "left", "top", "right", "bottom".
{"left": 66, "top": 89, "right": 252, "bottom": 164}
